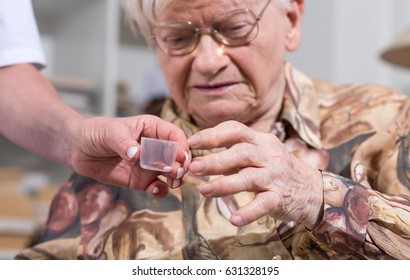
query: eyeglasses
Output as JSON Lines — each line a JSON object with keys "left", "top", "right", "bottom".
{"left": 152, "top": 0, "right": 272, "bottom": 56}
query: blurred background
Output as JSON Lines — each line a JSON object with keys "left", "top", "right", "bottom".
{"left": 1, "top": 0, "right": 410, "bottom": 259}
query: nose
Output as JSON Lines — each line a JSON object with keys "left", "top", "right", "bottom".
{"left": 191, "top": 35, "right": 230, "bottom": 76}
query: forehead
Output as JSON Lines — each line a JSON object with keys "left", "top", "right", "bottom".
{"left": 157, "top": 0, "right": 257, "bottom": 23}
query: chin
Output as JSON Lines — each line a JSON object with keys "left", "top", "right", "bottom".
{"left": 192, "top": 102, "right": 249, "bottom": 127}
{"left": 199, "top": 111, "right": 242, "bottom": 128}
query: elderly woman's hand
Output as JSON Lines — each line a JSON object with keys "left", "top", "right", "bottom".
{"left": 188, "top": 120, "right": 324, "bottom": 229}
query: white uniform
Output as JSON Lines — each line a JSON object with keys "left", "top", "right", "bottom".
{"left": 0, "top": 0, "right": 45, "bottom": 68}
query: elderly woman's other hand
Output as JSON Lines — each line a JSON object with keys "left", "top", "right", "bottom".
{"left": 188, "top": 120, "right": 323, "bottom": 229}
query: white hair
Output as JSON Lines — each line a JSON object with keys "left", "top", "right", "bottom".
{"left": 121, "top": 0, "right": 292, "bottom": 46}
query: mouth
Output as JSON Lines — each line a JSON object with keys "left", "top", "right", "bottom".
{"left": 191, "top": 81, "right": 240, "bottom": 95}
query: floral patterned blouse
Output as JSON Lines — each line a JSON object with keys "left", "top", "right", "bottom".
{"left": 16, "top": 64, "right": 410, "bottom": 260}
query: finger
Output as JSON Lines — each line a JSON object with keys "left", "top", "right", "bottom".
{"left": 163, "top": 161, "right": 183, "bottom": 189}
{"left": 157, "top": 154, "right": 186, "bottom": 179}
{"left": 230, "top": 192, "right": 282, "bottom": 226}
{"left": 145, "top": 179, "right": 169, "bottom": 199}
{"left": 101, "top": 122, "right": 141, "bottom": 163}
{"left": 166, "top": 150, "right": 191, "bottom": 184}
{"left": 125, "top": 145, "right": 141, "bottom": 160}
{"left": 182, "top": 150, "right": 192, "bottom": 174}
{"left": 199, "top": 167, "right": 270, "bottom": 197}
{"left": 129, "top": 165, "right": 170, "bottom": 198}
{"left": 190, "top": 143, "right": 257, "bottom": 176}
{"left": 174, "top": 160, "right": 187, "bottom": 181}
{"left": 188, "top": 121, "right": 255, "bottom": 149}
{"left": 129, "top": 164, "right": 160, "bottom": 191}
{"left": 163, "top": 150, "right": 191, "bottom": 186}
{"left": 140, "top": 114, "right": 187, "bottom": 142}
{"left": 170, "top": 150, "right": 191, "bottom": 180}
{"left": 165, "top": 176, "right": 181, "bottom": 189}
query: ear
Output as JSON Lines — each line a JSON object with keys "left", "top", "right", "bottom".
{"left": 285, "top": 0, "right": 304, "bottom": 52}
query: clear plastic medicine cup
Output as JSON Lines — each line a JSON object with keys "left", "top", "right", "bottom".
{"left": 140, "top": 137, "right": 179, "bottom": 172}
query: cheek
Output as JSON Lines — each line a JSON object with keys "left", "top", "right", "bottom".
{"left": 232, "top": 46, "right": 281, "bottom": 99}
{"left": 158, "top": 56, "right": 188, "bottom": 108}
{"left": 248, "top": 36, "right": 286, "bottom": 86}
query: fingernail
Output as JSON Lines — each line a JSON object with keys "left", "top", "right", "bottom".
{"left": 162, "top": 166, "right": 172, "bottom": 172}
{"left": 190, "top": 160, "right": 204, "bottom": 174}
{"left": 188, "top": 135, "right": 199, "bottom": 147}
{"left": 172, "top": 179, "right": 180, "bottom": 189}
{"left": 127, "top": 146, "right": 138, "bottom": 159}
{"left": 177, "top": 167, "right": 184, "bottom": 179}
{"left": 152, "top": 187, "right": 160, "bottom": 194}
{"left": 184, "top": 150, "right": 190, "bottom": 165}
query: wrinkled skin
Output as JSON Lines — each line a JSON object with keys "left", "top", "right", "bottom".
{"left": 188, "top": 121, "right": 323, "bottom": 229}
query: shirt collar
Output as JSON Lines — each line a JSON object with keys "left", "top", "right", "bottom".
{"left": 281, "top": 63, "right": 322, "bottom": 149}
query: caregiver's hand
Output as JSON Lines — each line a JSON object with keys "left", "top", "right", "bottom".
{"left": 187, "top": 120, "right": 323, "bottom": 229}
{"left": 67, "top": 114, "right": 191, "bottom": 199}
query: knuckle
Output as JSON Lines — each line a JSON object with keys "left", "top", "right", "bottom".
{"left": 238, "top": 171, "right": 254, "bottom": 192}
{"left": 215, "top": 153, "right": 227, "bottom": 169}
{"left": 117, "top": 138, "right": 130, "bottom": 153}
{"left": 239, "top": 146, "right": 255, "bottom": 164}
{"left": 257, "top": 194, "right": 274, "bottom": 215}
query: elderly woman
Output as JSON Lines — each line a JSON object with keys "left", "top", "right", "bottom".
{"left": 17, "top": 0, "right": 410, "bottom": 260}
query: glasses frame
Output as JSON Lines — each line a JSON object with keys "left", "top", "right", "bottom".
{"left": 151, "top": 0, "right": 272, "bottom": 56}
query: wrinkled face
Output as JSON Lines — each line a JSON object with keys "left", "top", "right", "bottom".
{"left": 155, "top": 0, "right": 302, "bottom": 129}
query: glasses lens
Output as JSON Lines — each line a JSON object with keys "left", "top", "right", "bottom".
{"left": 213, "top": 10, "right": 258, "bottom": 45}
{"left": 154, "top": 22, "right": 197, "bottom": 55}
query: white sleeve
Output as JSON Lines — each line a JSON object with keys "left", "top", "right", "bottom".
{"left": 0, "top": 0, "right": 46, "bottom": 68}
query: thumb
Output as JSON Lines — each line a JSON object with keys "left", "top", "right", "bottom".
{"left": 105, "top": 129, "right": 141, "bottom": 162}
{"left": 125, "top": 144, "right": 141, "bottom": 161}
